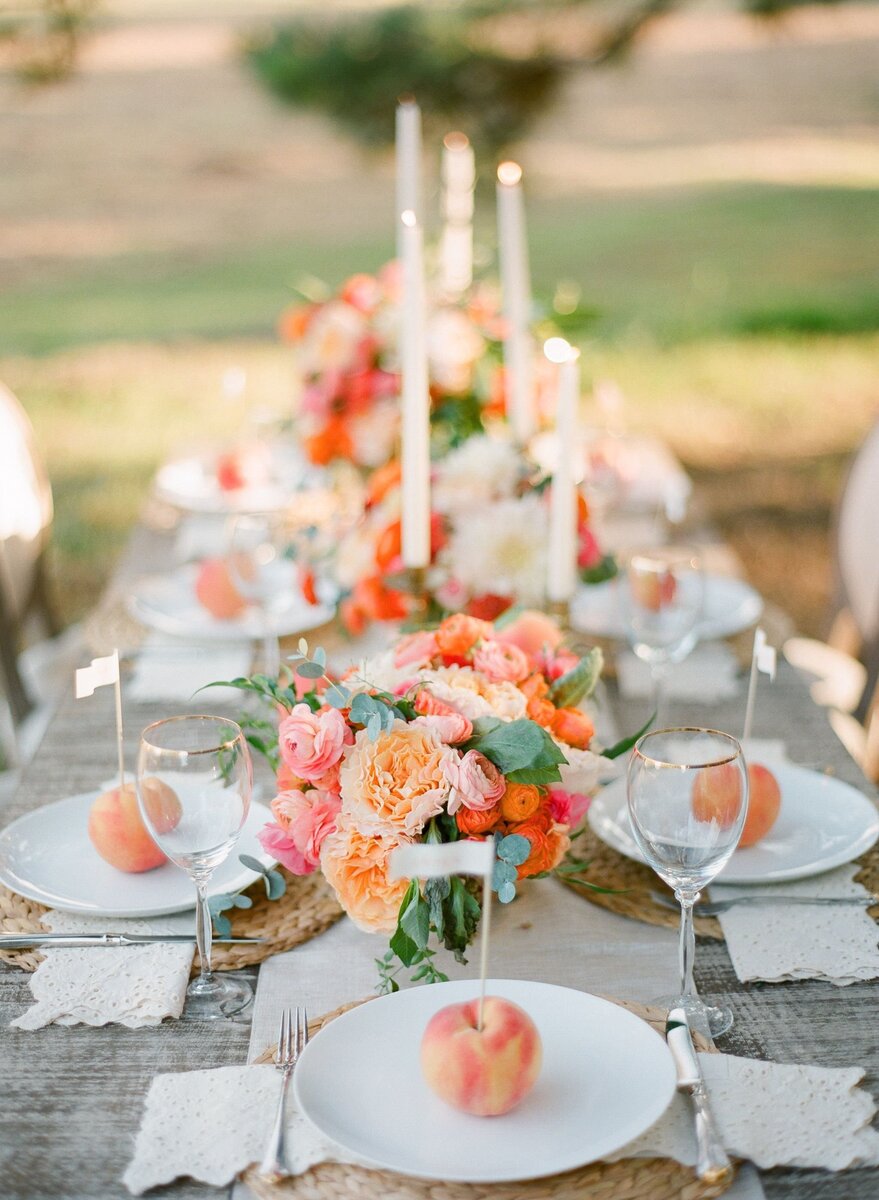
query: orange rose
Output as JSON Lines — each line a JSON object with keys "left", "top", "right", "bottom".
{"left": 550, "top": 707, "right": 595, "bottom": 750}
{"left": 366, "top": 459, "right": 402, "bottom": 508}
{"left": 375, "top": 519, "right": 403, "bottom": 570}
{"left": 500, "top": 783, "right": 542, "bottom": 823}
{"left": 456, "top": 804, "right": 501, "bottom": 835}
{"left": 513, "top": 819, "right": 571, "bottom": 879}
{"left": 351, "top": 576, "right": 409, "bottom": 622}
{"left": 320, "top": 820, "right": 412, "bottom": 933}
{"left": 435, "top": 613, "right": 493, "bottom": 658}
{"left": 305, "top": 417, "right": 353, "bottom": 466}
{"left": 340, "top": 722, "right": 455, "bottom": 837}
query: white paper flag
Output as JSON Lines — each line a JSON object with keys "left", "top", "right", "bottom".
{"left": 755, "top": 628, "right": 777, "bottom": 680}
{"left": 389, "top": 839, "right": 495, "bottom": 881}
{"left": 75, "top": 651, "right": 120, "bottom": 699}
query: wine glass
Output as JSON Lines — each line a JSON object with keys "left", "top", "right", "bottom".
{"left": 627, "top": 727, "right": 748, "bottom": 1037}
{"left": 226, "top": 512, "right": 299, "bottom": 679}
{"left": 137, "top": 715, "right": 254, "bottom": 1020}
{"left": 620, "top": 546, "right": 704, "bottom": 720}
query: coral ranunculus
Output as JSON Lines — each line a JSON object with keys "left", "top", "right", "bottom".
{"left": 472, "top": 639, "right": 531, "bottom": 684}
{"left": 550, "top": 707, "right": 596, "bottom": 750}
{"left": 320, "top": 820, "right": 413, "bottom": 933}
{"left": 341, "top": 722, "right": 455, "bottom": 837}
{"left": 456, "top": 804, "right": 501, "bottom": 835}
{"left": 435, "top": 613, "right": 493, "bottom": 657}
{"left": 500, "top": 782, "right": 542, "bottom": 823}
{"left": 278, "top": 704, "right": 353, "bottom": 782}
{"left": 513, "top": 819, "right": 571, "bottom": 879}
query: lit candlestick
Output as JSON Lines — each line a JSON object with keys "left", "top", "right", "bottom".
{"left": 396, "top": 97, "right": 422, "bottom": 256}
{"left": 545, "top": 337, "right": 580, "bottom": 605}
{"left": 496, "top": 161, "right": 534, "bottom": 444}
{"left": 400, "top": 210, "right": 431, "bottom": 569}
{"left": 439, "top": 132, "right": 475, "bottom": 296}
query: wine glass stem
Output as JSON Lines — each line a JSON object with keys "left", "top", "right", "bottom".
{"left": 677, "top": 891, "right": 700, "bottom": 1003}
{"left": 195, "top": 881, "right": 213, "bottom": 984}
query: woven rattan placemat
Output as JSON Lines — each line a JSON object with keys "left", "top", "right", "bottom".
{"left": 0, "top": 867, "right": 342, "bottom": 974}
{"left": 245, "top": 995, "right": 731, "bottom": 1200}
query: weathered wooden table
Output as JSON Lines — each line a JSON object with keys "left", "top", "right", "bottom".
{"left": 1, "top": 523, "right": 877, "bottom": 1200}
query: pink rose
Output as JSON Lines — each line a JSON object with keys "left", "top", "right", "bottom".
{"left": 444, "top": 749, "right": 506, "bottom": 814}
{"left": 472, "top": 639, "right": 530, "bottom": 684}
{"left": 393, "top": 629, "right": 440, "bottom": 669}
{"left": 270, "top": 788, "right": 341, "bottom": 868}
{"left": 538, "top": 647, "right": 580, "bottom": 682}
{"left": 257, "top": 822, "right": 312, "bottom": 875}
{"left": 411, "top": 711, "right": 474, "bottom": 745}
{"left": 548, "top": 787, "right": 591, "bottom": 829}
{"left": 278, "top": 703, "right": 352, "bottom": 782}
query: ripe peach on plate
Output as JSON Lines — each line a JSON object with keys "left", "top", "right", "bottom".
{"left": 194, "top": 558, "right": 247, "bottom": 619}
{"left": 739, "top": 764, "right": 782, "bottom": 847}
{"left": 692, "top": 762, "right": 782, "bottom": 847}
{"left": 420, "top": 995, "right": 542, "bottom": 1117}
{"left": 87, "top": 781, "right": 179, "bottom": 873}
{"left": 630, "top": 566, "right": 677, "bottom": 612}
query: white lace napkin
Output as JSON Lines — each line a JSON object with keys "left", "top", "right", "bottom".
{"left": 11, "top": 910, "right": 194, "bottom": 1030}
{"left": 127, "top": 634, "right": 251, "bottom": 703}
{"left": 713, "top": 864, "right": 879, "bottom": 985}
{"left": 617, "top": 644, "right": 739, "bottom": 703}
{"left": 122, "top": 1050, "right": 879, "bottom": 1194}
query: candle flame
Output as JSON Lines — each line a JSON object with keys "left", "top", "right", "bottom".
{"left": 544, "top": 337, "right": 578, "bottom": 364}
{"left": 497, "top": 161, "right": 523, "bottom": 186}
{"left": 444, "top": 131, "right": 470, "bottom": 151}
{"left": 401, "top": 209, "right": 417, "bottom": 228}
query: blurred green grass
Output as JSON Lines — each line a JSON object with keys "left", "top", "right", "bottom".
{"left": 4, "top": 185, "right": 877, "bottom": 355}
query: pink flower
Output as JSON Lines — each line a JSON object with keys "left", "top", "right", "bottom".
{"left": 443, "top": 749, "right": 506, "bottom": 814}
{"left": 538, "top": 647, "right": 580, "bottom": 683}
{"left": 271, "top": 787, "right": 341, "bottom": 868}
{"left": 278, "top": 704, "right": 352, "bottom": 782}
{"left": 472, "top": 639, "right": 530, "bottom": 684}
{"left": 548, "top": 787, "right": 591, "bottom": 829}
{"left": 393, "top": 629, "right": 440, "bottom": 670}
{"left": 257, "top": 821, "right": 312, "bottom": 875}
{"left": 434, "top": 576, "right": 468, "bottom": 612}
{"left": 411, "top": 712, "right": 473, "bottom": 745}
{"left": 578, "top": 526, "right": 602, "bottom": 570}
{"left": 311, "top": 760, "right": 343, "bottom": 796}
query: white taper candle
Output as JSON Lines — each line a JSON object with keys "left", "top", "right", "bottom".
{"left": 396, "top": 97, "right": 422, "bottom": 256}
{"left": 400, "top": 210, "right": 431, "bottom": 569}
{"left": 497, "top": 161, "right": 534, "bottom": 444}
{"left": 545, "top": 338, "right": 580, "bottom": 604}
{"left": 439, "top": 132, "right": 475, "bottom": 296}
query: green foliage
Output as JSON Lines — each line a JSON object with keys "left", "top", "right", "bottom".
{"left": 549, "top": 647, "right": 603, "bottom": 708}
{"left": 245, "top": 4, "right": 562, "bottom": 162}
{"left": 465, "top": 716, "right": 568, "bottom": 785}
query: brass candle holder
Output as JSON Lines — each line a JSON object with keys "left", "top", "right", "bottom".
{"left": 546, "top": 596, "right": 571, "bottom": 632}
{"left": 407, "top": 565, "right": 429, "bottom": 626}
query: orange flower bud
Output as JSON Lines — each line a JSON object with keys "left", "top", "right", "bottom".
{"left": 456, "top": 805, "right": 501, "bottom": 836}
{"left": 435, "top": 613, "right": 493, "bottom": 657}
{"left": 499, "top": 783, "right": 542, "bottom": 823}
{"left": 550, "top": 707, "right": 595, "bottom": 750}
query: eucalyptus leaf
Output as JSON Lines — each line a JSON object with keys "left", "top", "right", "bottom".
{"left": 232, "top": 894, "right": 253, "bottom": 909}
{"left": 312, "top": 646, "right": 327, "bottom": 668}
{"left": 492, "top": 859, "right": 517, "bottom": 888}
{"left": 497, "top": 833, "right": 530, "bottom": 866}
{"left": 238, "top": 853, "right": 265, "bottom": 874}
{"left": 325, "top": 683, "right": 351, "bottom": 709}
{"left": 298, "top": 637, "right": 309, "bottom": 657}
{"left": 212, "top": 913, "right": 232, "bottom": 938}
{"left": 366, "top": 712, "right": 382, "bottom": 741}
{"left": 497, "top": 881, "right": 517, "bottom": 904}
{"left": 264, "top": 869, "right": 287, "bottom": 900}
{"left": 296, "top": 660, "right": 325, "bottom": 679}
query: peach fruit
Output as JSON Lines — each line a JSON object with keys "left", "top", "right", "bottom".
{"left": 739, "top": 764, "right": 782, "bottom": 847}
{"left": 87, "top": 782, "right": 177, "bottom": 873}
{"left": 420, "top": 996, "right": 542, "bottom": 1117}
{"left": 194, "top": 558, "right": 247, "bottom": 619}
{"left": 691, "top": 762, "right": 744, "bottom": 829}
{"left": 630, "top": 566, "right": 677, "bottom": 612}
{"left": 216, "top": 452, "right": 246, "bottom": 492}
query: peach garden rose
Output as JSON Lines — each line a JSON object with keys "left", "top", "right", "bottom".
{"left": 319, "top": 819, "right": 412, "bottom": 933}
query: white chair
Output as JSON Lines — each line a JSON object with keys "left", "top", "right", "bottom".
{"left": 0, "top": 383, "right": 81, "bottom": 779}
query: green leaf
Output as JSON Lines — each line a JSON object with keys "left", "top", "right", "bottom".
{"left": 296, "top": 660, "right": 325, "bottom": 679}
{"left": 298, "top": 637, "right": 309, "bottom": 656}
{"left": 389, "top": 923, "right": 420, "bottom": 967}
{"left": 465, "top": 718, "right": 567, "bottom": 783}
{"left": 497, "top": 833, "right": 530, "bottom": 866}
{"left": 580, "top": 554, "right": 618, "bottom": 586}
{"left": 493, "top": 604, "right": 523, "bottom": 630}
{"left": 424, "top": 875, "right": 450, "bottom": 940}
{"left": 399, "top": 884, "right": 430, "bottom": 950}
{"left": 366, "top": 712, "right": 382, "bottom": 741}
{"left": 440, "top": 876, "right": 480, "bottom": 956}
{"left": 312, "top": 646, "right": 327, "bottom": 668}
{"left": 604, "top": 712, "right": 656, "bottom": 760}
{"left": 238, "top": 853, "right": 265, "bottom": 874}
{"left": 232, "top": 894, "right": 253, "bottom": 909}
{"left": 498, "top": 881, "right": 517, "bottom": 904}
{"left": 212, "top": 913, "right": 232, "bottom": 937}
{"left": 325, "top": 683, "right": 350, "bottom": 709}
{"left": 492, "top": 859, "right": 517, "bottom": 889}
{"left": 264, "top": 869, "right": 287, "bottom": 900}
{"left": 549, "top": 647, "right": 603, "bottom": 709}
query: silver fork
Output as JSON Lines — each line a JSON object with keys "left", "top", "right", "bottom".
{"left": 258, "top": 1006, "right": 309, "bottom": 1182}
{"left": 651, "top": 890, "right": 877, "bottom": 916}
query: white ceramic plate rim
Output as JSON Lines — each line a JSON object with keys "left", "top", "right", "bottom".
{"left": 293, "top": 978, "right": 676, "bottom": 1183}
{"left": 588, "top": 764, "right": 879, "bottom": 884}
{"left": 572, "top": 573, "right": 763, "bottom": 642}
{"left": 126, "top": 566, "right": 336, "bottom": 642}
{"left": 0, "top": 793, "right": 276, "bottom": 917}
{"left": 154, "top": 456, "right": 293, "bottom": 515}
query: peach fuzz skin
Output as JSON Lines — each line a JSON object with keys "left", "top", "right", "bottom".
{"left": 420, "top": 996, "right": 542, "bottom": 1117}
{"left": 739, "top": 764, "right": 782, "bottom": 847}
{"left": 692, "top": 762, "right": 781, "bottom": 847}
{"left": 88, "top": 781, "right": 179, "bottom": 873}
{"left": 194, "top": 558, "right": 247, "bottom": 619}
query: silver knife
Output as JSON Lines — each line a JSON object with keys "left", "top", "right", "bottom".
{"left": 0, "top": 933, "right": 264, "bottom": 949}
{"left": 666, "top": 1008, "right": 733, "bottom": 1185}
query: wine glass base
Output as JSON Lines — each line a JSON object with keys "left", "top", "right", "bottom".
{"left": 652, "top": 992, "right": 734, "bottom": 1039}
{"left": 186, "top": 973, "right": 253, "bottom": 1020}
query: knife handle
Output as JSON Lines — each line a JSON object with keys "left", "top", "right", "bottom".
{"left": 0, "top": 934, "right": 113, "bottom": 949}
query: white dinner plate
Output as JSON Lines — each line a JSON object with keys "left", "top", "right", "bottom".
{"left": 294, "top": 978, "right": 676, "bottom": 1183}
{"left": 0, "top": 793, "right": 275, "bottom": 917}
{"left": 588, "top": 764, "right": 879, "bottom": 885}
{"left": 155, "top": 454, "right": 300, "bottom": 515}
{"left": 127, "top": 565, "right": 335, "bottom": 642}
{"left": 570, "top": 573, "right": 762, "bottom": 642}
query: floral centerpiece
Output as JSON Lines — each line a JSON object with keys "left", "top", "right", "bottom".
{"left": 279, "top": 266, "right": 507, "bottom": 470}
{"left": 219, "top": 610, "right": 634, "bottom": 988}
{"left": 332, "top": 433, "right": 616, "bottom": 634}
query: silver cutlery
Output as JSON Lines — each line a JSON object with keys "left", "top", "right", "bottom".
{"left": 0, "top": 933, "right": 264, "bottom": 949}
{"left": 258, "top": 1006, "right": 309, "bottom": 1182}
{"left": 666, "top": 1008, "right": 732, "bottom": 1185}
{"left": 650, "top": 891, "right": 876, "bottom": 916}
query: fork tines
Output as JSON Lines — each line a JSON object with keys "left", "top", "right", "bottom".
{"left": 276, "top": 1005, "right": 309, "bottom": 1067}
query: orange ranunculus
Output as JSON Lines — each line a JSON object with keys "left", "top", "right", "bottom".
{"left": 513, "top": 818, "right": 571, "bottom": 879}
{"left": 499, "top": 782, "right": 542, "bottom": 823}
{"left": 375, "top": 519, "right": 402, "bottom": 570}
{"left": 577, "top": 492, "right": 590, "bottom": 525}
{"left": 519, "top": 673, "right": 555, "bottom": 726}
{"left": 305, "top": 417, "right": 353, "bottom": 466}
{"left": 352, "top": 576, "right": 409, "bottom": 622}
{"left": 435, "top": 613, "right": 493, "bottom": 657}
{"left": 320, "top": 820, "right": 412, "bottom": 933}
{"left": 340, "top": 596, "right": 367, "bottom": 637}
{"left": 456, "top": 804, "right": 502, "bottom": 835}
{"left": 366, "top": 459, "right": 402, "bottom": 508}
{"left": 278, "top": 304, "right": 313, "bottom": 342}
{"left": 550, "top": 707, "right": 595, "bottom": 750}
{"left": 299, "top": 566, "right": 318, "bottom": 607}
